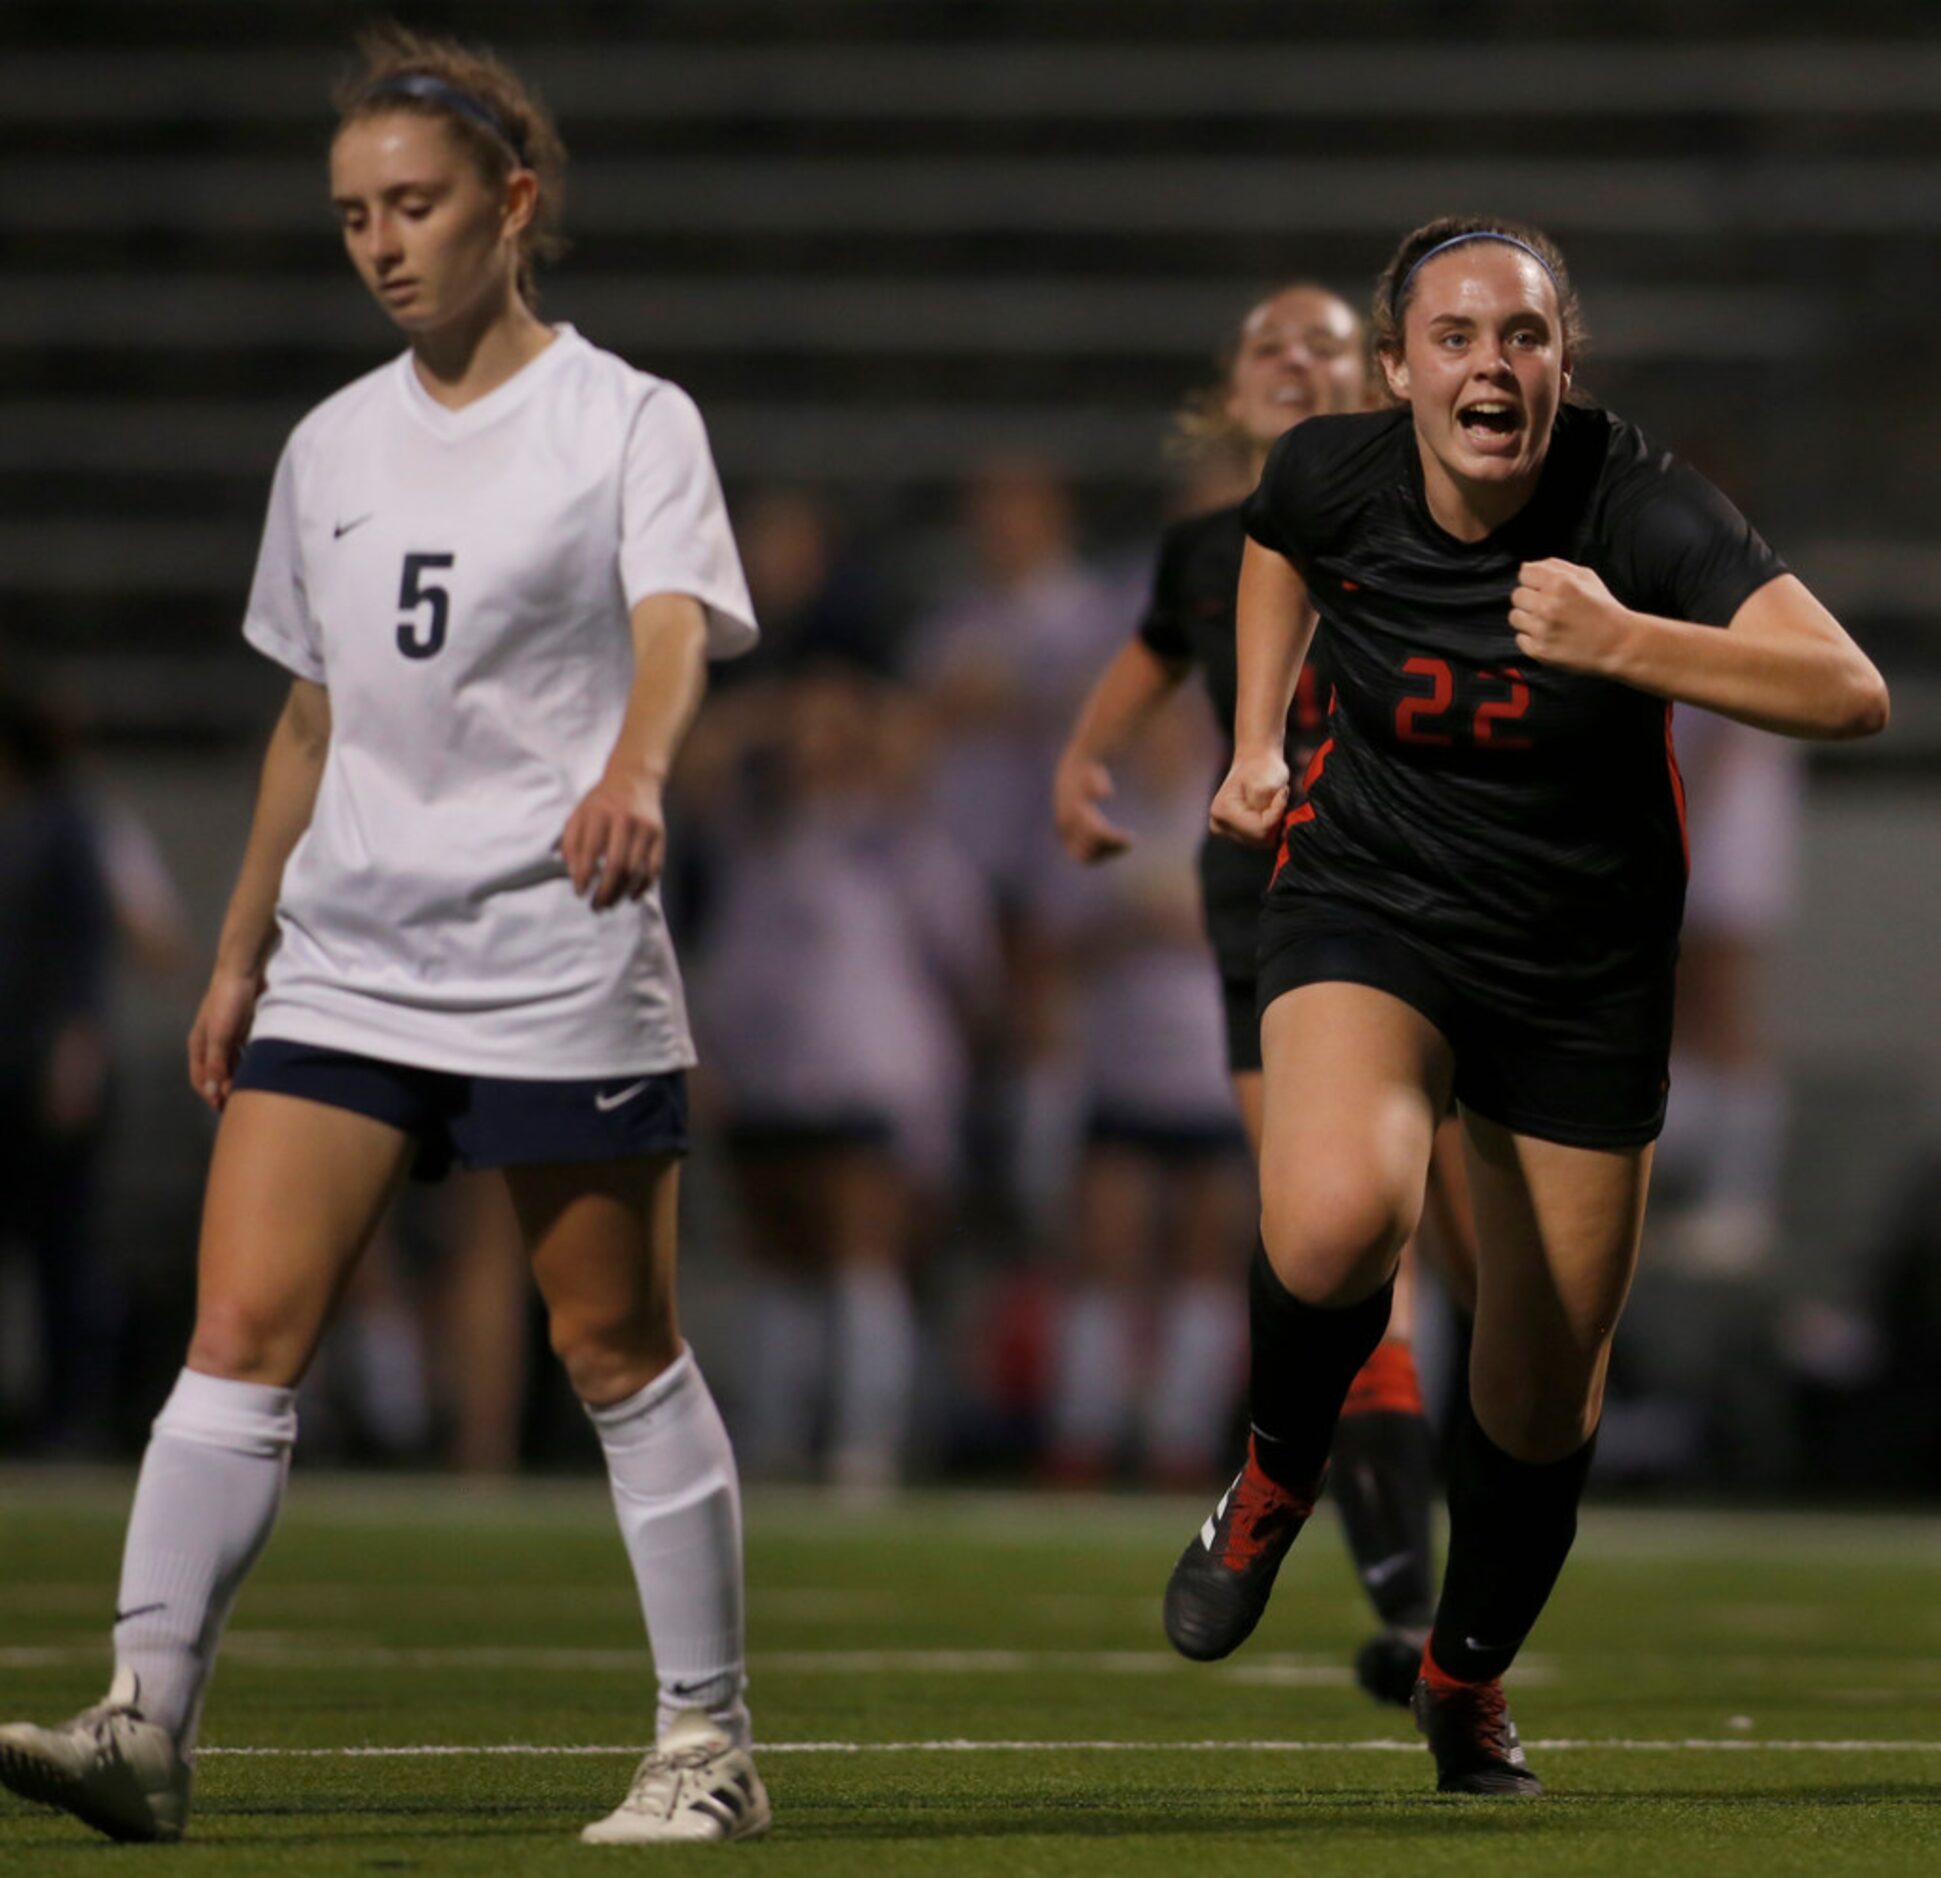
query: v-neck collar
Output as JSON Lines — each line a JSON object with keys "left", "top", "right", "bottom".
{"left": 394, "top": 323, "right": 580, "bottom": 441}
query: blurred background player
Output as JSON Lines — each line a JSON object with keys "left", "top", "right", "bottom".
{"left": 1165, "top": 215, "right": 1886, "bottom": 1797}
{"left": 908, "top": 460, "right": 1127, "bottom": 1232}
{"left": 0, "top": 27, "right": 771, "bottom": 1846}
{"left": 1053, "top": 285, "right": 1474, "bottom": 1703}
{"left": 690, "top": 662, "right": 995, "bottom": 1492}
{"left": 1039, "top": 700, "right": 1253, "bottom": 1489}
{"left": 1658, "top": 706, "right": 1804, "bottom": 1274}
{"left": 0, "top": 684, "right": 117, "bottom": 1456}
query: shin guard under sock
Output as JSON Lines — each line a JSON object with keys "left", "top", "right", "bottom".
{"left": 1246, "top": 1242, "right": 1394, "bottom": 1498}
{"left": 1330, "top": 1343, "right": 1437, "bottom": 1629}
{"left": 1428, "top": 1406, "right": 1597, "bottom": 1685}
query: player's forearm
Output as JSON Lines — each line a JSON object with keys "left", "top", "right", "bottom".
{"left": 1613, "top": 576, "right": 1888, "bottom": 741}
{"left": 214, "top": 681, "right": 330, "bottom": 978}
{"left": 1063, "top": 639, "right": 1186, "bottom": 766}
{"left": 1233, "top": 540, "right": 1316, "bottom": 758}
{"left": 606, "top": 593, "right": 709, "bottom": 784}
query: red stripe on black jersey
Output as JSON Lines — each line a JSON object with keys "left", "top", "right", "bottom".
{"left": 1270, "top": 736, "right": 1335, "bottom": 887}
{"left": 1664, "top": 703, "right": 1689, "bottom": 875}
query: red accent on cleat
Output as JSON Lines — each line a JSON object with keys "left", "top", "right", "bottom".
{"left": 1219, "top": 1440, "right": 1313, "bottom": 1571}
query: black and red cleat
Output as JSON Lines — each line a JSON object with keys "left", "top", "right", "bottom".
{"left": 1411, "top": 1669, "right": 1544, "bottom": 1796}
{"left": 1162, "top": 1435, "right": 1316, "bottom": 1662}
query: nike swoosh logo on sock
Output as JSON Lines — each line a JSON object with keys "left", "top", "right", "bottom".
{"left": 115, "top": 1603, "right": 167, "bottom": 1624}
{"left": 1361, "top": 1551, "right": 1414, "bottom": 1587}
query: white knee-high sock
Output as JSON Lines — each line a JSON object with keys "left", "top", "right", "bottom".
{"left": 828, "top": 1265, "right": 917, "bottom": 1491}
{"left": 113, "top": 1369, "right": 297, "bottom": 1751}
{"left": 1049, "top": 1286, "right": 1135, "bottom": 1457}
{"left": 740, "top": 1277, "right": 828, "bottom": 1476}
{"left": 1147, "top": 1280, "right": 1246, "bottom": 1470}
{"left": 584, "top": 1350, "right": 750, "bottom": 1748}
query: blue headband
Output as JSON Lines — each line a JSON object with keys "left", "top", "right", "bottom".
{"left": 1400, "top": 232, "right": 1557, "bottom": 301}
{"left": 362, "top": 72, "right": 525, "bottom": 163}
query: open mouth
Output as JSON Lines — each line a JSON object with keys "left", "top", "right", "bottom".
{"left": 1458, "top": 401, "right": 1522, "bottom": 447}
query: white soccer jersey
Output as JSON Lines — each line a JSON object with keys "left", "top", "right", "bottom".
{"left": 240, "top": 325, "right": 757, "bottom": 1078}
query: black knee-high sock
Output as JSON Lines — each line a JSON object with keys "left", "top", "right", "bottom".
{"left": 1247, "top": 1242, "right": 1394, "bottom": 1499}
{"left": 1427, "top": 1406, "right": 1597, "bottom": 1685}
{"left": 1329, "top": 1399, "right": 1438, "bottom": 1628}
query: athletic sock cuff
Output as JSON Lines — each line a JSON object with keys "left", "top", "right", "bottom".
{"left": 1461, "top": 1414, "right": 1599, "bottom": 1490}
{"left": 153, "top": 1369, "right": 298, "bottom": 1457}
{"left": 583, "top": 1349, "right": 697, "bottom": 1431}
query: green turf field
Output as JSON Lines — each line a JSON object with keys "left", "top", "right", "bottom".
{"left": 2, "top": 1473, "right": 1937, "bottom": 1873}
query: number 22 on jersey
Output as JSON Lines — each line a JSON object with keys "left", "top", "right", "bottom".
{"left": 397, "top": 552, "right": 453, "bottom": 660}
{"left": 1394, "top": 656, "right": 1531, "bottom": 750}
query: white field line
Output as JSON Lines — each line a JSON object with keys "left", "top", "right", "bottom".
{"left": 194, "top": 1737, "right": 1941, "bottom": 1759}
{"left": 9, "top": 1643, "right": 1519, "bottom": 1685}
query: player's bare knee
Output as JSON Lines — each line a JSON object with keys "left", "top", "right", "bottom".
{"left": 1472, "top": 1374, "right": 1601, "bottom": 1463}
{"left": 550, "top": 1310, "right": 681, "bottom": 1406}
{"left": 1257, "top": 1171, "right": 1413, "bottom": 1303}
{"left": 1259, "top": 1187, "right": 1407, "bottom": 1307}
{"left": 184, "top": 1301, "right": 305, "bottom": 1387}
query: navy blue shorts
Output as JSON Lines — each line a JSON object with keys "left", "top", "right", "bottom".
{"left": 232, "top": 1039, "right": 689, "bottom": 1181}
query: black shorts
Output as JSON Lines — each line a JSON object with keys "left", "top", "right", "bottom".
{"left": 1255, "top": 903, "right": 1672, "bottom": 1150}
{"left": 1085, "top": 1105, "right": 1248, "bottom": 1163}
{"left": 726, "top": 1114, "right": 894, "bottom": 1160}
{"left": 232, "top": 1038, "right": 689, "bottom": 1181}
{"left": 1221, "top": 973, "right": 1262, "bottom": 1077}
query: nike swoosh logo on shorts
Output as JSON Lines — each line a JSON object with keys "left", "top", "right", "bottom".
{"left": 333, "top": 513, "right": 374, "bottom": 539}
{"left": 594, "top": 1078, "right": 652, "bottom": 1113}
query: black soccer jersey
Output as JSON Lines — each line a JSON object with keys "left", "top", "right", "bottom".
{"left": 1137, "top": 502, "right": 1331, "bottom": 982}
{"left": 1243, "top": 404, "right": 1785, "bottom": 1020}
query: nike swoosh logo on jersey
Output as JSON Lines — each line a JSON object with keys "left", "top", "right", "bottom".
{"left": 333, "top": 513, "right": 374, "bottom": 539}
{"left": 594, "top": 1078, "right": 652, "bottom": 1113}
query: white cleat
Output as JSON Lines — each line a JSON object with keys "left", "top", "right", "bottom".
{"left": 0, "top": 1668, "right": 190, "bottom": 1843}
{"left": 581, "top": 1708, "right": 770, "bottom": 1845}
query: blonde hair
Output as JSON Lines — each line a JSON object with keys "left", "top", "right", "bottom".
{"left": 332, "top": 22, "right": 568, "bottom": 302}
{"left": 1170, "top": 281, "right": 1369, "bottom": 460}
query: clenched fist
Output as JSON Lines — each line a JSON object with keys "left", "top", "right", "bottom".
{"left": 1509, "top": 559, "right": 1636, "bottom": 677}
{"left": 1209, "top": 748, "right": 1290, "bottom": 849}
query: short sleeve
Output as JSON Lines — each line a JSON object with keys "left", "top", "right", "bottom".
{"left": 1619, "top": 457, "right": 1788, "bottom": 629}
{"left": 1242, "top": 422, "right": 1314, "bottom": 571}
{"left": 1135, "top": 526, "right": 1195, "bottom": 664}
{"left": 620, "top": 384, "right": 759, "bottom": 661}
{"left": 241, "top": 441, "right": 326, "bottom": 683}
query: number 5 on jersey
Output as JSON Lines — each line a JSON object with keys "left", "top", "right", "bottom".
{"left": 397, "top": 552, "right": 453, "bottom": 660}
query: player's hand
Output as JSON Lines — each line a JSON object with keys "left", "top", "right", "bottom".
{"left": 1052, "top": 748, "right": 1133, "bottom": 863}
{"left": 561, "top": 767, "right": 667, "bottom": 911}
{"left": 187, "top": 967, "right": 262, "bottom": 1113}
{"left": 1510, "top": 559, "right": 1636, "bottom": 675}
{"left": 1209, "top": 748, "right": 1290, "bottom": 849}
